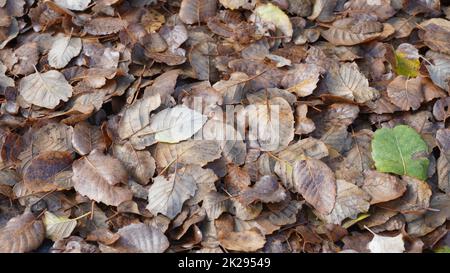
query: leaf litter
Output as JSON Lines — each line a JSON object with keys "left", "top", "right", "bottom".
{"left": 0, "top": 0, "right": 449, "bottom": 253}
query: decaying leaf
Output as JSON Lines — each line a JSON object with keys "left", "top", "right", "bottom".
{"left": 72, "top": 122, "right": 107, "bottom": 156}
{"left": 252, "top": 3, "right": 293, "bottom": 40}
{"left": 130, "top": 105, "right": 207, "bottom": 148}
{"left": 246, "top": 97, "right": 294, "bottom": 151}
{"left": 362, "top": 171, "right": 407, "bottom": 204}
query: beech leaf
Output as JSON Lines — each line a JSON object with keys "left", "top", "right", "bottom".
{"left": 19, "top": 70, "right": 73, "bottom": 109}
{"left": 48, "top": 34, "right": 82, "bottom": 69}
{"left": 371, "top": 125, "right": 429, "bottom": 180}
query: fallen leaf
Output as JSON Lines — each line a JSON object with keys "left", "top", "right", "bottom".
{"left": 44, "top": 211, "right": 78, "bottom": 241}
{"left": 146, "top": 166, "right": 198, "bottom": 219}
{"left": 104, "top": 223, "right": 169, "bottom": 253}
{"left": 371, "top": 125, "right": 429, "bottom": 180}
{"left": 318, "top": 179, "right": 370, "bottom": 225}
{"left": 54, "top": 0, "right": 91, "bottom": 11}
{"left": 362, "top": 171, "right": 407, "bottom": 204}
{"left": 387, "top": 76, "right": 424, "bottom": 111}
{"left": 367, "top": 230, "right": 405, "bottom": 253}
{"left": 19, "top": 70, "right": 73, "bottom": 109}
{"left": 293, "top": 158, "right": 336, "bottom": 214}
{"left": 324, "top": 62, "right": 378, "bottom": 103}
{"left": 48, "top": 33, "right": 82, "bottom": 69}
{"left": 0, "top": 212, "right": 45, "bottom": 253}
{"left": 179, "top": 0, "right": 217, "bottom": 24}
{"left": 72, "top": 149, "right": 132, "bottom": 206}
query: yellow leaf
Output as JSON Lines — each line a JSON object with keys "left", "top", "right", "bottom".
{"left": 253, "top": 3, "right": 293, "bottom": 39}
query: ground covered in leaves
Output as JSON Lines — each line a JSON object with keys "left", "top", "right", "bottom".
{"left": 1, "top": 0, "right": 450, "bottom": 253}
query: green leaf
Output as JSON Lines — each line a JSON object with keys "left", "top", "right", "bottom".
{"left": 371, "top": 125, "right": 429, "bottom": 180}
{"left": 395, "top": 49, "right": 420, "bottom": 78}
{"left": 434, "top": 246, "right": 450, "bottom": 253}
{"left": 342, "top": 213, "right": 370, "bottom": 229}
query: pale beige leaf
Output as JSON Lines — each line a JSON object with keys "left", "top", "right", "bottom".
{"left": 154, "top": 140, "right": 222, "bottom": 171}
{"left": 130, "top": 105, "right": 207, "bottom": 149}
{"left": 19, "top": 70, "right": 73, "bottom": 109}
{"left": 54, "top": 0, "right": 91, "bottom": 10}
{"left": 44, "top": 211, "right": 77, "bottom": 241}
{"left": 253, "top": 3, "right": 293, "bottom": 39}
{"left": 118, "top": 95, "right": 162, "bottom": 140}
{"left": 324, "top": 62, "right": 378, "bottom": 103}
{"left": 281, "top": 63, "right": 322, "bottom": 97}
{"left": 48, "top": 34, "right": 82, "bottom": 69}
{"left": 146, "top": 166, "right": 198, "bottom": 219}
{"left": 246, "top": 97, "right": 294, "bottom": 151}
{"left": 367, "top": 233, "right": 405, "bottom": 253}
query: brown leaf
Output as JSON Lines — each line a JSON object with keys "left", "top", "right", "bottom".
{"left": 0, "top": 212, "right": 45, "bottom": 253}
{"left": 102, "top": 223, "right": 169, "bottom": 253}
{"left": 293, "top": 158, "right": 337, "bottom": 214}
{"left": 84, "top": 17, "right": 127, "bottom": 35}
{"left": 72, "top": 121, "right": 107, "bottom": 156}
{"left": 113, "top": 142, "right": 155, "bottom": 185}
{"left": 317, "top": 179, "right": 370, "bottom": 225}
{"left": 216, "top": 215, "right": 266, "bottom": 252}
{"left": 179, "top": 0, "right": 217, "bottom": 24}
{"left": 362, "top": 171, "right": 407, "bottom": 204}
{"left": 387, "top": 76, "right": 424, "bottom": 111}
{"left": 23, "top": 151, "right": 73, "bottom": 193}
{"left": 72, "top": 149, "right": 132, "bottom": 206}
{"left": 239, "top": 175, "right": 287, "bottom": 205}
